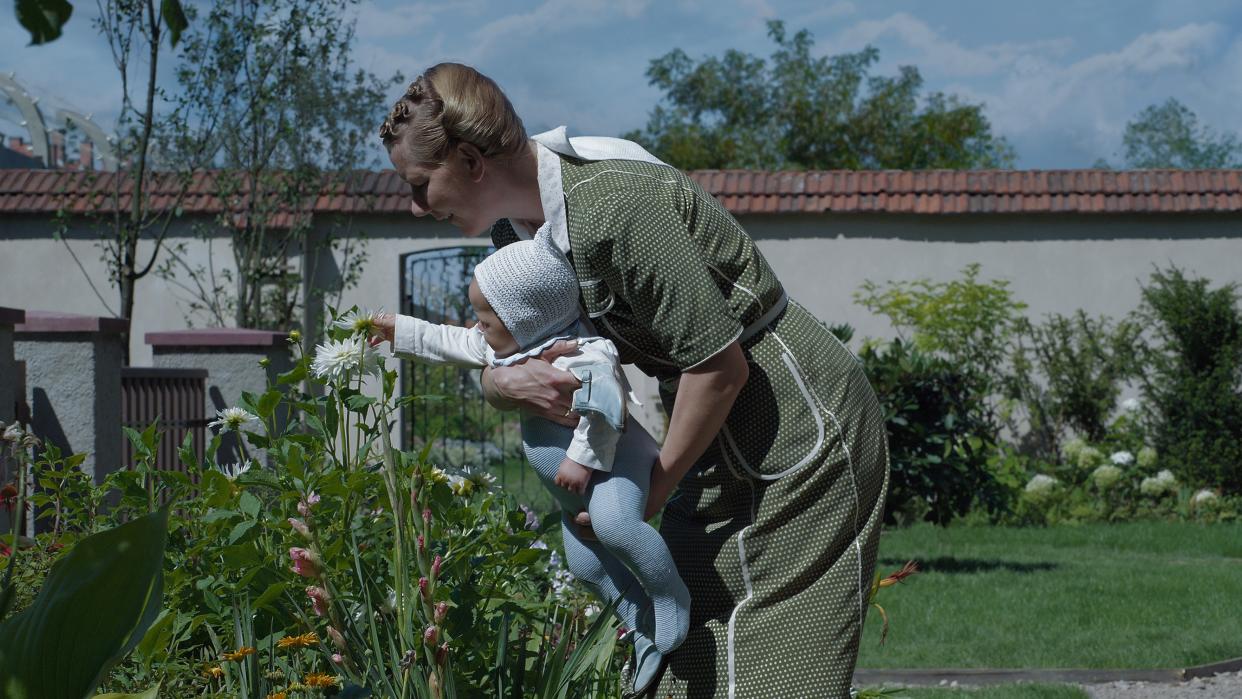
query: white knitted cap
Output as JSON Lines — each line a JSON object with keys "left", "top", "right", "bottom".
{"left": 474, "top": 230, "right": 580, "bottom": 349}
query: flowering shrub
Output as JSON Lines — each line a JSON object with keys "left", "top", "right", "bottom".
{"left": 2, "top": 309, "right": 625, "bottom": 697}
{"left": 1007, "top": 432, "right": 1240, "bottom": 526}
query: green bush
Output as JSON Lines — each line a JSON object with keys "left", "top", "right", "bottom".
{"left": 1009, "top": 311, "right": 1141, "bottom": 460}
{"left": 858, "top": 337, "right": 1014, "bottom": 525}
{"left": 855, "top": 262, "right": 1028, "bottom": 442}
{"left": 1134, "top": 265, "right": 1242, "bottom": 493}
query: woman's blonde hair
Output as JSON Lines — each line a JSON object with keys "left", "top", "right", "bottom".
{"left": 379, "top": 63, "right": 527, "bottom": 164}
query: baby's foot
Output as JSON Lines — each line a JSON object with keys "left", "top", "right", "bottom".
{"left": 651, "top": 577, "right": 691, "bottom": 653}
{"left": 625, "top": 631, "right": 665, "bottom": 697}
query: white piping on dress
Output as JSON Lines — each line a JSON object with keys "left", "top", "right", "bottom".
{"left": 769, "top": 326, "right": 868, "bottom": 633}
{"left": 718, "top": 349, "right": 826, "bottom": 481}
{"left": 725, "top": 472, "right": 758, "bottom": 699}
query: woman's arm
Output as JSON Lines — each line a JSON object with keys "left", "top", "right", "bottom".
{"left": 645, "top": 340, "right": 749, "bottom": 519}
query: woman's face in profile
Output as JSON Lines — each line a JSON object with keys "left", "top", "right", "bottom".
{"left": 388, "top": 141, "right": 493, "bottom": 237}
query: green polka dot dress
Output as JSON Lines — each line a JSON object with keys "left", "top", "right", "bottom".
{"left": 492, "top": 156, "right": 890, "bottom": 698}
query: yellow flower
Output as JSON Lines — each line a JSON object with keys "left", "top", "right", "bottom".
{"left": 203, "top": 665, "right": 225, "bottom": 679}
{"left": 303, "top": 672, "right": 340, "bottom": 688}
{"left": 221, "top": 646, "right": 256, "bottom": 662}
{"left": 276, "top": 632, "right": 318, "bottom": 649}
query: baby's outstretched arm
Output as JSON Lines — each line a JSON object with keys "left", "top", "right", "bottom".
{"left": 371, "top": 312, "right": 489, "bottom": 368}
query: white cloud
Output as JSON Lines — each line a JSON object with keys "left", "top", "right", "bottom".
{"left": 469, "top": 0, "right": 650, "bottom": 58}
{"left": 830, "top": 12, "right": 1073, "bottom": 77}
{"left": 353, "top": 1, "right": 487, "bottom": 39}
{"left": 954, "top": 22, "right": 1230, "bottom": 166}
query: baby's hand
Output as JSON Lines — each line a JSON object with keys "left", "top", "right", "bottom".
{"left": 554, "top": 457, "right": 592, "bottom": 496}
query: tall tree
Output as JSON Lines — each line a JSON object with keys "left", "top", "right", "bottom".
{"left": 1120, "top": 98, "right": 1241, "bottom": 169}
{"left": 87, "top": 0, "right": 192, "bottom": 363}
{"left": 156, "top": 0, "right": 399, "bottom": 331}
{"left": 624, "top": 20, "right": 1015, "bottom": 170}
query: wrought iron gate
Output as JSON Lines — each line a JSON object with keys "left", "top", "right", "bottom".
{"left": 399, "top": 246, "right": 546, "bottom": 507}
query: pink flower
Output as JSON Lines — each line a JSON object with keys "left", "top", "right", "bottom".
{"left": 436, "top": 642, "right": 449, "bottom": 666}
{"left": 423, "top": 625, "right": 438, "bottom": 646}
{"left": 289, "top": 518, "right": 312, "bottom": 540}
{"left": 422, "top": 507, "right": 432, "bottom": 526}
{"left": 306, "top": 586, "right": 331, "bottom": 616}
{"left": 418, "top": 576, "right": 430, "bottom": 601}
{"left": 327, "top": 625, "right": 347, "bottom": 650}
{"left": 289, "top": 547, "right": 322, "bottom": 578}
{"left": 417, "top": 534, "right": 425, "bottom": 552}
{"left": 332, "top": 653, "right": 345, "bottom": 664}
{"left": 431, "top": 555, "right": 442, "bottom": 580}
{"left": 434, "top": 601, "right": 448, "bottom": 624}
{"left": 297, "top": 492, "right": 321, "bottom": 517}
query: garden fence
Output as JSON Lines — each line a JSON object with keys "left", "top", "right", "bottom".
{"left": 120, "top": 367, "right": 208, "bottom": 474}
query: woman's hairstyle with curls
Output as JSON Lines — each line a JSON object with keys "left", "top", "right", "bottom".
{"left": 379, "top": 63, "right": 527, "bottom": 164}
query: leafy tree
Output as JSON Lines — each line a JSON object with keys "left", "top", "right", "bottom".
{"left": 623, "top": 20, "right": 1015, "bottom": 170}
{"left": 156, "top": 0, "right": 399, "bottom": 331}
{"left": 17, "top": 0, "right": 185, "bottom": 46}
{"left": 71, "top": 0, "right": 196, "bottom": 363}
{"left": 1119, "top": 98, "right": 1241, "bottom": 169}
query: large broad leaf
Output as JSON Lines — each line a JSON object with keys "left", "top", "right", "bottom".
{"left": 0, "top": 508, "right": 169, "bottom": 699}
{"left": 15, "top": 0, "right": 73, "bottom": 45}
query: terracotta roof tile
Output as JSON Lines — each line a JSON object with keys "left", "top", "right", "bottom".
{"left": 1, "top": 167, "right": 1239, "bottom": 218}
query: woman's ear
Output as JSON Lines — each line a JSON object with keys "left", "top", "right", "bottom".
{"left": 457, "top": 141, "right": 487, "bottom": 182}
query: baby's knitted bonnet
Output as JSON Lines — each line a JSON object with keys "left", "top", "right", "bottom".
{"left": 474, "top": 230, "right": 580, "bottom": 349}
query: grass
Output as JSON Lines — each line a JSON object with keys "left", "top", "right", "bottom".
{"left": 857, "top": 521, "right": 1242, "bottom": 669}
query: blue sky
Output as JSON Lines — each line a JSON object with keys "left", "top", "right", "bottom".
{"left": 3, "top": 0, "right": 1241, "bottom": 169}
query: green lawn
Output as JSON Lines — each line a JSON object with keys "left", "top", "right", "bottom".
{"left": 885, "top": 684, "right": 1090, "bottom": 699}
{"left": 857, "top": 522, "right": 1242, "bottom": 669}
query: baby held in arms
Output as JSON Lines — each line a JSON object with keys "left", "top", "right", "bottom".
{"left": 378, "top": 229, "right": 687, "bottom": 692}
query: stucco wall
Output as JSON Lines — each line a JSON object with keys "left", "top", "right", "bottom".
{"left": 14, "top": 331, "right": 123, "bottom": 482}
{"left": 3, "top": 210, "right": 1240, "bottom": 363}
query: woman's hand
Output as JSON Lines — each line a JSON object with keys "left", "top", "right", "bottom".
{"left": 482, "top": 340, "right": 581, "bottom": 426}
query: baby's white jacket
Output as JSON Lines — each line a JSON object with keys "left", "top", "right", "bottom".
{"left": 390, "top": 314, "right": 632, "bottom": 472}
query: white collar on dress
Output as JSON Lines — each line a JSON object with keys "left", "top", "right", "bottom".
{"left": 508, "top": 126, "right": 667, "bottom": 255}
{"left": 506, "top": 127, "right": 575, "bottom": 255}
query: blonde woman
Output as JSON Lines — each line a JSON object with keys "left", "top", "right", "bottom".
{"left": 373, "top": 63, "right": 889, "bottom": 698}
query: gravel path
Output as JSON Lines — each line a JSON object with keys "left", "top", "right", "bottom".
{"left": 1082, "top": 671, "right": 1242, "bottom": 699}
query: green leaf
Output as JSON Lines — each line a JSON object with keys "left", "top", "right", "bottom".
{"left": 159, "top": 0, "right": 188, "bottom": 47}
{"left": 227, "top": 520, "right": 257, "bottom": 545}
{"left": 95, "top": 685, "right": 160, "bottom": 699}
{"left": 252, "top": 581, "right": 288, "bottom": 611}
{"left": 15, "top": 0, "right": 73, "bottom": 45}
{"left": 0, "top": 508, "right": 168, "bottom": 699}
{"left": 278, "top": 363, "right": 307, "bottom": 385}
{"left": 235, "top": 468, "right": 280, "bottom": 491}
{"left": 257, "top": 389, "right": 282, "bottom": 419}
{"left": 200, "top": 508, "right": 240, "bottom": 524}
{"left": 238, "top": 490, "right": 261, "bottom": 519}
{"left": 345, "top": 393, "right": 377, "bottom": 412}
{"left": 134, "top": 609, "right": 175, "bottom": 667}
{"left": 177, "top": 431, "right": 199, "bottom": 471}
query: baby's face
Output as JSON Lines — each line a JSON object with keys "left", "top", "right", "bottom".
{"left": 468, "top": 278, "right": 520, "bottom": 357}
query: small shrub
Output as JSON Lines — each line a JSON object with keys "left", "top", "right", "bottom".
{"left": 1133, "top": 265, "right": 1242, "bottom": 493}
{"left": 1009, "top": 311, "right": 1140, "bottom": 459}
{"left": 859, "top": 338, "right": 1013, "bottom": 525}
